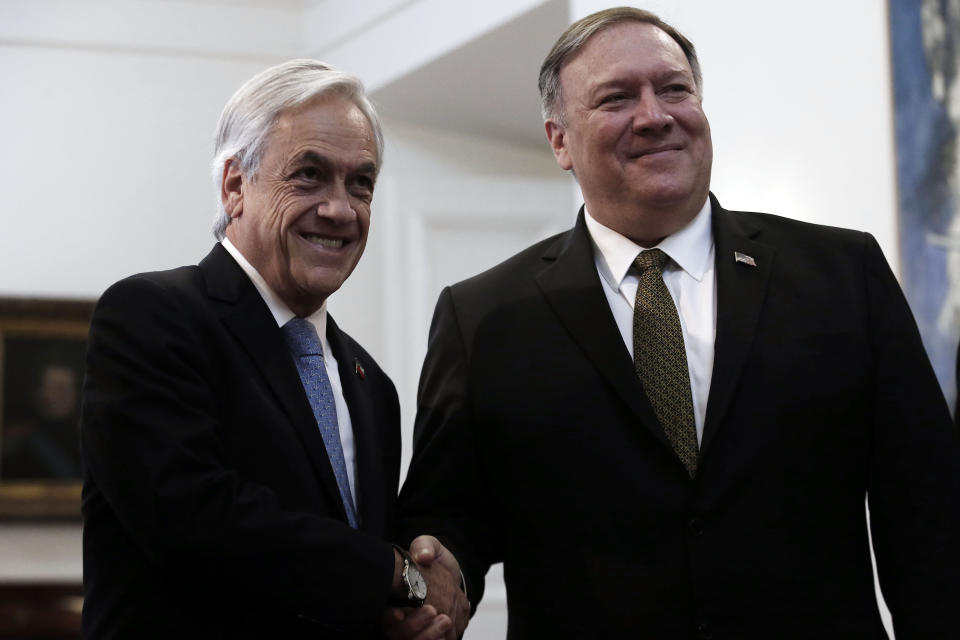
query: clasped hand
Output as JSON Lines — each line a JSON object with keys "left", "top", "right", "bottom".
{"left": 383, "top": 535, "right": 470, "bottom": 640}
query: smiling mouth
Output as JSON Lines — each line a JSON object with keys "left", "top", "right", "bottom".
{"left": 635, "top": 146, "right": 682, "bottom": 158}
{"left": 301, "top": 233, "right": 344, "bottom": 249}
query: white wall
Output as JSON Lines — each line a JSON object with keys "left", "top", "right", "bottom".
{"left": 307, "top": 0, "right": 559, "bottom": 93}
{"left": 0, "top": 47, "right": 275, "bottom": 298}
{"left": 0, "top": 0, "right": 301, "bottom": 299}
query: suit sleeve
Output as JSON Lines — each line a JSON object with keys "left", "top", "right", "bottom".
{"left": 397, "top": 286, "right": 504, "bottom": 611}
{"left": 81, "top": 275, "right": 395, "bottom": 631}
{"left": 862, "top": 234, "right": 960, "bottom": 637}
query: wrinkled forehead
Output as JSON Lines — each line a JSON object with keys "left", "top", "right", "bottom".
{"left": 561, "top": 22, "right": 693, "bottom": 89}
{"left": 269, "top": 95, "right": 378, "bottom": 161}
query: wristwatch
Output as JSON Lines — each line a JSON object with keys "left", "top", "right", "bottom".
{"left": 393, "top": 546, "right": 427, "bottom": 607}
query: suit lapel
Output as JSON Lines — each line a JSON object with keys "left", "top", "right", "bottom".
{"left": 701, "top": 196, "right": 775, "bottom": 457}
{"left": 326, "top": 316, "right": 385, "bottom": 536}
{"left": 199, "top": 244, "right": 349, "bottom": 523}
{"left": 535, "top": 211, "right": 670, "bottom": 450}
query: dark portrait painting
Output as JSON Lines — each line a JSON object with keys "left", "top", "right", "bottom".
{"left": 1, "top": 337, "right": 85, "bottom": 480}
{"left": 0, "top": 298, "right": 93, "bottom": 518}
{"left": 889, "top": 0, "right": 960, "bottom": 412}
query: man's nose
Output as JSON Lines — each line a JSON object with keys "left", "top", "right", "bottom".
{"left": 631, "top": 91, "right": 674, "bottom": 133}
{"left": 316, "top": 184, "right": 355, "bottom": 221}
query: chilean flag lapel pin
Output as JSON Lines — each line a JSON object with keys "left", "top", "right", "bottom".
{"left": 734, "top": 251, "right": 757, "bottom": 267}
{"left": 354, "top": 358, "right": 365, "bottom": 380}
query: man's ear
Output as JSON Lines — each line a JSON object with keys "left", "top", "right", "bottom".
{"left": 544, "top": 119, "right": 573, "bottom": 171}
{"left": 221, "top": 158, "right": 244, "bottom": 219}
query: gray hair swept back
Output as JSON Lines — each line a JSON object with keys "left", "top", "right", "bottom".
{"left": 538, "top": 7, "right": 702, "bottom": 122}
{"left": 211, "top": 59, "right": 384, "bottom": 240}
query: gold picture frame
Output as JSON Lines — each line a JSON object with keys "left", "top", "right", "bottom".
{"left": 0, "top": 298, "right": 95, "bottom": 519}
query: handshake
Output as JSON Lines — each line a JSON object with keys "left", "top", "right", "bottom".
{"left": 383, "top": 535, "right": 471, "bottom": 640}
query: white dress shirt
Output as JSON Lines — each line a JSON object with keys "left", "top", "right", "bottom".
{"left": 584, "top": 200, "right": 716, "bottom": 443}
{"left": 221, "top": 238, "right": 357, "bottom": 505}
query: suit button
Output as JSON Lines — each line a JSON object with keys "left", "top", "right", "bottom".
{"left": 697, "top": 622, "right": 713, "bottom": 639}
{"left": 687, "top": 517, "right": 703, "bottom": 536}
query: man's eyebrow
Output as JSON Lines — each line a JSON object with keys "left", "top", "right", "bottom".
{"left": 616, "top": 69, "right": 691, "bottom": 87}
{"left": 653, "top": 68, "right": 694, "bottom": 83}
{"left": 589, "top": 68, "right": 692, "bottom": 91}
{"left": 288, "top": 151, "right": 377, "bottom": 176}
{"left": 289, "top": 150, "right": 330, "bottom": 167}
{"left": 590, "top": 79, "right": 628, "bottom": 92}
{"left": 355, "top": 161, "right": 378, "bottom": 176}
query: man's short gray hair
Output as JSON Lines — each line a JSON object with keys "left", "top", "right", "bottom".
{"left": 538, "top": 7, "right": 702, "bottom": 122}
{"left": 211, "top": 59, "right": 384, "bottom": 240}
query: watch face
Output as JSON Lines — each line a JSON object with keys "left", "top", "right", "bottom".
{"left": 409, "top": 565, "right": 427, "bottom": 600}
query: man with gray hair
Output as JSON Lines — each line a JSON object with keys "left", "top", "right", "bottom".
{"left": 81, "top": 59, "right": 466, "bottom": 639}
{"left": 398, "top": 7, "right": 960, "bottom": 639}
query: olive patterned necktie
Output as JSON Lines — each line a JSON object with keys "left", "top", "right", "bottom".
{"left": 632, "top": 249, "right": 699, "bottom": 477}
{"left": 282, "top": 317, "right": 359, "bottom": 527}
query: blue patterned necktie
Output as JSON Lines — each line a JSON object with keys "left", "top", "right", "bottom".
{"left": 282, "top": 317, "right": 359, "bottom": 528}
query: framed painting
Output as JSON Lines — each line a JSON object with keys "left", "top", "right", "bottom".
{"left": 0, "top": 298, "right": 95, "bottom": 518}
{"left": 889, "top": 0, "right": 960, "bottom": 412}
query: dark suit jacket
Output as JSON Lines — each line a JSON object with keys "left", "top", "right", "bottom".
{"left": 398, "top": 195, "right": 960, "bottom": 639}
{"left": 80, "top": 244, "right": 401, "bottom": 639}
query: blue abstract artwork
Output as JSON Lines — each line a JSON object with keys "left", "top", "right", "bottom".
{"left": 889, "top": 0, "right": 960, "bottom": 413}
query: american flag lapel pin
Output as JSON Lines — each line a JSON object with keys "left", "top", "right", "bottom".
{"left": 354, "top": 358, "right": 365, "bottom": 380}
{"left": 734, "top": 251, "right": 757, "bottom": 267}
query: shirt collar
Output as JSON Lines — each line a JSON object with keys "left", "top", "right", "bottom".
{"left": 220, "top": 238, "right": 328, "bottom": 341}
{"left": 584, "top": 197, "right": 714, "bottom": 290}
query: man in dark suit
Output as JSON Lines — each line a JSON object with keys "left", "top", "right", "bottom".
{"left": 397, "top": 8, "right": 960, "bottom": 639}
{"left": 81, "top": 60, "right": 465, "bottom": 640}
